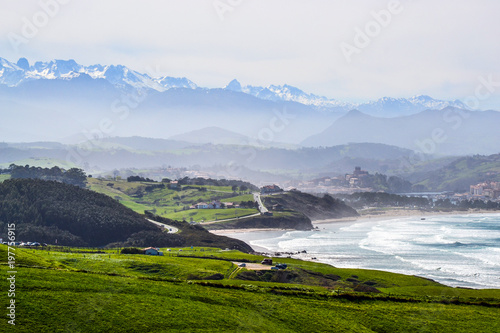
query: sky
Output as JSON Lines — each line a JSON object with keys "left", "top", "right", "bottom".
{"left": 1, "top": 0, "right": 500, "bottom": 109}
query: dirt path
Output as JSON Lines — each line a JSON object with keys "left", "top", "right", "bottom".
{"left": 232, "top": 262, "right": 273, "bottom": 270}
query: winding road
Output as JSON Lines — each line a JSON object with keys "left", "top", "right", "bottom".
{"left": 146, "top": 219, "right": 179, "bottom": 233}
{"left": 254, "top": 192, "right": 268, "bottom": 214}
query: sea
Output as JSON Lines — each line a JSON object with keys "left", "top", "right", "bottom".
{"left": 221, "top": 213, "right": 500, "bottom": 289}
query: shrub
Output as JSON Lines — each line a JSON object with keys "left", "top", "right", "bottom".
{"left": 121, "top": 247, "right": 143, "bottom": 254}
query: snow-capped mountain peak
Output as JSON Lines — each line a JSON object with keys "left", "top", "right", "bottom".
{"left": 0, "top": 57, "right": 197, "bottom": 92}
{"left": 155, "top": 76, "right": 197, "bottom": 90}
{"left": 0, "top": 56, "right": 473, "bottom": 116}
{"left": 236, "top": 82, "right": 351, "bottom": 109}
{"left": 224, "top": 79, "right": 242, "bottom": 92}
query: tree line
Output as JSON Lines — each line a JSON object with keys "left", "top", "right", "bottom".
{"left": 175, "top": 177, "right": 258, "bottom": 191}
{"left": 0, "top": 179, "right": 175, "bottom": 247}
{"left": 6, "top": 164, "right": 87, "bottom": 187}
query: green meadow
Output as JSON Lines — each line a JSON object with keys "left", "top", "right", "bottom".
{"left": 87, "top": 178, "right": 259, "bottom": 222}
{"left": 0, "top": 157, "right": 77, "bottom": 169}
{"left": 1, "top": 245, "right": 499, "bottom": 332}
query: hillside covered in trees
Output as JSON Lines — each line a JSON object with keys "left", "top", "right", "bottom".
{"left": 410, "top": 153, "right": 500, "bottom": 192}
{"left": 263, "top": 191, "right": 359, "bottom": 220}
{"left": 5, "top": 164, "right": 87, "bottom": 187}
{"left": 0, "top": 179, "right": 252, "bottom": 251}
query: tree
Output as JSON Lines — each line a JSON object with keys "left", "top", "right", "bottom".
{"left": 64, "top": 168, "right": 87, "bottom": 187}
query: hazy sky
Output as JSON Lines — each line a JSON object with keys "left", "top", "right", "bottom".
{"left": 1, "top": 0, "right": 500, "bottom": 108}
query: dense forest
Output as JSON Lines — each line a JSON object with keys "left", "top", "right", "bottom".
{"left": 0, "top": 178, "right": 252, "bottom": 251}
{"left": 7, "top": 164, "right": 87, "bottom": 187}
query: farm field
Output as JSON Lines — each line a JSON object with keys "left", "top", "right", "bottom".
{"left": 87, "top": 178, "right": 259, "bottom": 222}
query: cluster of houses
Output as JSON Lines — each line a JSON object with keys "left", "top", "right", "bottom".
{"left": 344, "top": 166, "right": 370, "bottom": 188}
{"left": 469, "top": 181, "right": 500, "bottom": 200}
{"left": 189, "top": 201, "right": 237, "bottom": 210}
{"left": 286, "top": 167, "right": 372, "bottom": 193}
{"left": 260, "top": 184, "right": 283, "bottom": 194}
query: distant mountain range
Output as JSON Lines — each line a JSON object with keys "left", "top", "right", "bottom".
{"left": 302, "top": 108, "right": 500, "bottom": 156}
{"left": 1, "top": 57, "right": 469, "bottom": 117}
{"left": 0, "top": 57, "right": 196, "bottom": 91}
{"left": 223, "top": 79, "right": 468, "bottom": 116}
{"left": 1, "top": 56, "right": 498, "bottom": 156}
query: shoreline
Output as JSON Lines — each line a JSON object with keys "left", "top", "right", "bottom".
{"left": 211, "top": 227, "right": 296, "bottom": 235}
{"left": 210, "top": 209, "right": 500, "bottom": 233}
{"left": 314, "top": 209, "right": 500, "bottom": 224}
{"left": 210, "top": 210, "right": 500, "bottom": 290}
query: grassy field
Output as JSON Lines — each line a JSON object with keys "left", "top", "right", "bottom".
{"left": 86, "top": 178, "right": 259, "bottom": 222}
{"left": 160, "top": 208, "right": 257, "bottom": 222}
{"left": 0, "top": 174, "right": 10, "bottom": 183}
{"left": 0, "top": 157, "right": 78, "bottom": 169}
{"left": 1, "top": 245, "right": 499, "bottom": 332}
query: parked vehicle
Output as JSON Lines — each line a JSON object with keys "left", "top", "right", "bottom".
{"left": 261, "top": 258, "right": 273, "bottom": 265}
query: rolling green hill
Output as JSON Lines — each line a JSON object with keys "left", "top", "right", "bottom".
{"left": 0, "top": 179, "right": 251, "bottom": 251}
{"left": 87, "top": 178, "right": 260, "bottom": 222}
{"left": 1, "top": 244, "right": 498, "bottom": 332}
{"left": 413, "top": 153, "right": 500, "bottom": 191}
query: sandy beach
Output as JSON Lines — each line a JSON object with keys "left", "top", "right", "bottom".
{"left": 210, "top": 209, "right": 500, "bottom": 233}
{"left": 313, "top": 208, "right": 500, "bottom": 224}
{"left": 211, "top": 228, "right": 296, "bottom": 235}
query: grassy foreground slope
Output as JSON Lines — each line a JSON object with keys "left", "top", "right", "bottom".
{"left": 1, "top": 245, "right": 498, "bottom": 332}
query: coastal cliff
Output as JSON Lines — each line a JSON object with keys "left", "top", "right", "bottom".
{"left": 264, "top": 191, "right": 359, "bottom": 220}
{"left": 205, "top": 190, "right": 358, "bottom": 231}
{"left": 204, "top": 211, "right": 313, "bottom": 230}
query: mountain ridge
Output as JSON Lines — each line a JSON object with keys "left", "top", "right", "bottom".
{"left": 301, "top": 108, "right": 500, "bottom": 155}
{"left": 1, "top": 56, "right": 471, "bottom": 117}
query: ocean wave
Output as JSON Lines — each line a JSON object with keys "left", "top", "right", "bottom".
{"left": 235, "top": 213, "right": 500, "bottom": 288}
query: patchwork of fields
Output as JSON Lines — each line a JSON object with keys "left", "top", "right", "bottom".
{"left": 87, "top": 178, "right": 258, "bottom": 223}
